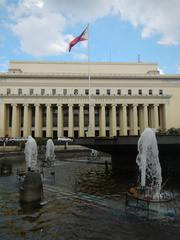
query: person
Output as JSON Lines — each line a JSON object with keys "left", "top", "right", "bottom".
{"left": 91, "top": 149, "right": 98, "bottom": 158}
{"left": 24, "top": 136, "right": 38, "bottom": 171}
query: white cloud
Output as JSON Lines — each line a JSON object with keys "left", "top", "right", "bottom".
{"left": 44, "top": 0, "right": 114, "bottom": 23}
{"left": 177, "top": 66, "right": 180, "bottom": 72}
{"left": 0, "top": 0, "right": 5, "bottom": 6}
{"left": 44, "top": 0, "right": 180, "bottom": 46}
{"left": 7, "top": 0, "right": 180, "bottom": 57}
{"left": 11, "top": 13, "right": 70, "bottom": 56}
{"left": 158, "top": 67, "right": 165, "bottom": 74}
{"left": 72, "top": 53, "right": 88, "bottom": 60}
{"left": 9, "top": 0, "right": 71, "bottom": 57}
{"left": 113, "top": 0, "right": 180, "bottom": 46}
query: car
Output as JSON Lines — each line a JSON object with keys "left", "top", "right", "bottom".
{"left": 57, "top": 137, "right": 73, "bottom": 142}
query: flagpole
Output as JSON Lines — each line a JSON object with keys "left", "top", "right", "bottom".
{"left": 87, "top": 24, "right": 91, "bottom": 137}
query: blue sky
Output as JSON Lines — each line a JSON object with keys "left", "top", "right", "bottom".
{"left": 0, "top": 0, "right": 180, "bottom": 74}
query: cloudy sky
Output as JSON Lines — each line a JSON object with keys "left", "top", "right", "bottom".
{"left": 0, "top": 0, "right": 180, "bottom": 73}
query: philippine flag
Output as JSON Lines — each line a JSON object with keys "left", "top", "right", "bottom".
{"left": 69, "top": 25, "right": 88, "bottom": 52}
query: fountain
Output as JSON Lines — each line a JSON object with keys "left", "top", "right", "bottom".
{"left": 24, "top": 136, "right": 38, "bottom": 171}
{"left": 136, "top": 128, "right": 162, "bottom": 199}
{"left": 126, "top": 128, "right": 174, "bottom": 219}
{"left": 45, "top": 139, "right": 55, "bottom": 166}
{"left": 19, "top": 136, "right": 43, "bottom": 205}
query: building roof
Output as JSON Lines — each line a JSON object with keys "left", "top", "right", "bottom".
{"left": 9, "top": 61, "right": 159, "bottom": 75}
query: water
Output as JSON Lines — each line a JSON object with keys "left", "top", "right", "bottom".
{"left": 24, "top": 136, "right": 38, "bottom": 171}
{"left": 0, "top": 157, "right": 180, "bottom": 240}
{"left": 45, "top": 139, "right": 55, "bottom": 166}
{"left": 136, "top": 128, "right": 162, "bottom": 198}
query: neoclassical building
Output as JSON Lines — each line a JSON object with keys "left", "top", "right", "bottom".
{"left": 0, "top": 61, "right": 179, "bottom": 138}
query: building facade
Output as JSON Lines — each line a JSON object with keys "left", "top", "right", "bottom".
{"left": 0, "top": 61, "right": 179, "bottom": 138}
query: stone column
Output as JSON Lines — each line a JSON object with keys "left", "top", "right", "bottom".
{"left": 132, "top": 104, "right": 138, "bottom": 135}
{"left": 88, "top": 104, "right": 95, "bottom": 137}
{"left": 35, "top": 104, "right": 41, "bottom": 137}
{"left": 46, "top": 104, "right": 52, "bottom": 137}
{"left": 143, "top": 104, "right": 148, "bottom": 130}
{"left": 110, "top": 104, "right": 117, "bottom": 137}
{"left": 99, "top": 104, "right": 106, "bottom": 137}
{"left": 0, "top": 104, "right": 6, "bottom": 137}
{"left": 79, "top": 104, "right": 84, "bottom": 137}
{"left": 28, "top": 105, "right": 32, "bottom": 136}
{"left": 68, "top": 103, "right": 74, "bottom": 137}
{"left": 57, "top": 104, "right": 63, "bottom": 137}
{"left": 153, "top": 104, "right": 159, "bottom": 130}
{"left": 139, "top": 105, "right": 144, "bottom": 134}
{"left": 120, "top": 104, "right": 127, "bottom": 135}
{"left": 162, "top": 104, "right": 168, "bottom": 131}
{"left": 23, "top": 104, "right": 29, "bottom": 137}
{"left": 11, "top": 104, "right": 18, "bottom": 137}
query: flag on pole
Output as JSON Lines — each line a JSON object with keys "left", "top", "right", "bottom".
{"left": 68, "top": 25, "right": 88, "bottom": 52}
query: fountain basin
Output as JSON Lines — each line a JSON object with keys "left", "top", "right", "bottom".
{"left": 19, "top": 171, "right": 43, "bottom": 204}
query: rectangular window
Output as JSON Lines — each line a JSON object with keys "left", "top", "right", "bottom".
{"left": 117, "top": 89, "right": 121, "bottom": 95}
{"left": 96, "top": 89, "right": 100, "bottom": 95}
{"left": 29, "top": 89, "right": 34, "bottom": 95}
{"left": 41, "top": 89, "right": 45, "bottom": 95}
{"left": 149, "top": 89, "right": 153, "bottom": 95}
{"left": 85, "top": 89, "right": 89, "bottom": 95}
{"left": 107, "top": 89, "right": 111, "bottom": 95}
{"left": 74, "top": 89, "right": 78, "bottom": 95}
{"left": 63, "top": 89, "right": 67, "bottom": 95}
{"left": 128, "top": 89, "right": 132, "bottom": 95}
{"left": 159, "top": 89, "right": 163, "bottom": 95}
{"left": 18, "top": 88, "right": 22, "bottom": 95}
{"left": 138, "top": 89, "right": 142, "bottom": 95}
{"left": 52, "top": 89, "right": 56, "bottom": 95}
{"left": 7, "top": 88, "right": 11, "bottom": 95}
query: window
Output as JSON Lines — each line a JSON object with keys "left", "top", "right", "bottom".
{"left": 63, "top": 89, "right": 67, "bottom": 95}
{"left": 117, "top": 89, "right": 121, "bottom": 95}
{"left": 159, "top": 89, "right": 163, "bottom": 95}
{"left": 149, "top": 89, "right": 153, "bottom": 95}
{"left": 107, "top": 89, "right": 111, "bottom": 95}
{"left": 29, "top": 89, "right": 34, "bottom": 95}
{"left": 74, "top": 89, "right": 78, "bottom": 95}
{"left": 7, "top": 88, "right": 11, "bottom": 95}
{"left": 138, "top": 89, "right": 142, "bottom": 95}
{"left": 128, "top": 89, "right": 132, "bottom": 95}
{"left": 96, "top": 89, "right": 100, "bottom": 95}
{"left": 85, "top": 89, "right": 89, "bottom": 95}
{"left": 41, "top": 89, "right": 45, "bottom": 95}
{"left": 52, "top": 89, "right": 56, "bottom": 95}
{"left": 18, "top": 89, "right": 22, "bottom": 95}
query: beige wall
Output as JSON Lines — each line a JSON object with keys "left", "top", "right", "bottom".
{"left": 10, "top": 61, "right": 158, "bottom": 75}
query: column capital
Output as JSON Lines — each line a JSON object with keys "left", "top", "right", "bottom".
{"left": 57, "top": 103, "right": 63, "bottom": 107}
{"left": 90, "top": 103, "right": 95, "bottom": 107}
{"left": 133, "top": 103, "right": 138, "bottom": 107}
{"left": 79, "top": 103, "right": 84, "bottom": 107}
{"left": 34, "top": 103, "right": 40, "bottom": 107}
{"left": 68, "top": 103, "right": 73, "bottom": 107}
{"left": 122, "top": 103, "right": 128, "bottom": 107}
{"left": 153, "top": 103, "right": 159, "bottom": 107}
{"left": 23, "top": 103, "right": 29, "bottom": 107}
{"left": 46, "top": 103, "right": 51, "bottom": 107}
{"left": 11, "top": 103, "right": 17, "bottom": 107}
{"left": 111, "top": 103, "right": 117, "bottom": 107}
{"left": 143, "top": 103, "right": 149, "bottom": 107}
{"left": 100, "top": 103, "right": 106, "bottom": 107}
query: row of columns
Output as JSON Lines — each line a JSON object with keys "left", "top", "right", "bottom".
{"left": 0, "top": 103, "right": 167, "bottom": 138}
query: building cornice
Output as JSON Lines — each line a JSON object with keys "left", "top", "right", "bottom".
{"left": 10, "top": 60, "right": 158, "bottom": 66}
{"left": 0, "top": 72, "right": 180, "bottom": 80}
